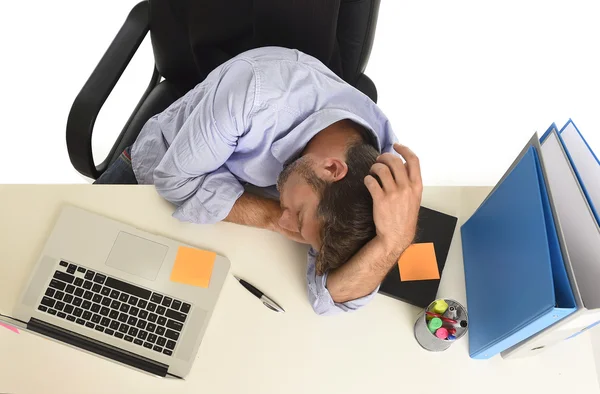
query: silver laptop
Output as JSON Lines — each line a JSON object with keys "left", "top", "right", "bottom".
{"left": 11, "top": 205, "right": 230, "bottom": 378}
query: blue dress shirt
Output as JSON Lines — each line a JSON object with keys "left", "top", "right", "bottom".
{"left": 131, "top": 47, "right": 398, "bottom": 315}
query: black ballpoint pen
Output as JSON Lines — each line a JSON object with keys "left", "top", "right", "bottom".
{"left": 233, "top": 276, "right": 285, "bottom": 313}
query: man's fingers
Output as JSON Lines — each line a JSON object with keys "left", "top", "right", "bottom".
{"left": 393, "top": 143, "right": 422, "bottom": 185}
{"left": 376, "top": 152, "right": 409, "bottom": 186}
{"left": 364, "top": 175, "right": 384, "bottom": 201}
{"left": 370, "top": 163, "right": 395, "bottom": 191}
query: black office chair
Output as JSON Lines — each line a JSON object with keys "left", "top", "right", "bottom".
{"left": 66, "top": 0, "right": 382, "bottom": 179}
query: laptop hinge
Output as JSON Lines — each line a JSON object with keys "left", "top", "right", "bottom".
{"left": 28, "top": 318, "right": 169, "bottom": 377}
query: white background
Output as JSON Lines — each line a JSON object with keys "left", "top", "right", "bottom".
{"left": 0, "top": 0, "right": 599, "bottom": 184}
{"left": 1, "top": 0, "right": 600, "bottom": 388}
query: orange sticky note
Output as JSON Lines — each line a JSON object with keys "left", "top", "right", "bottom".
{"left": 398, "top": 242, "right": 440, "bottom": 282}
{"left": 170, "top": 247, "right": 216, "bottom": 288}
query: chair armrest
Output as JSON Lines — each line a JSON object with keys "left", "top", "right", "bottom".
{"left": 66, "top": 1, "right": 157, "bottom": 179}
{"left": 356, "top": 73, "right": 377, "bottom": 103}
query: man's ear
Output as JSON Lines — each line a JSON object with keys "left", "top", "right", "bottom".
{"left": 318, "top": 158, "right": 349, "bottom": 182}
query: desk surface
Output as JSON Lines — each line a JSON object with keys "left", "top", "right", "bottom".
{"left": 0, "top": 185, "right": 598, "bottom": 394}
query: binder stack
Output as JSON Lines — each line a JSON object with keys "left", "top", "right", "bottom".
{"left": 461, "top": 120, "right": 600, "bottom": 359}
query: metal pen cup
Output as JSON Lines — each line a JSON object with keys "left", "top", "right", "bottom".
{"left": 414, "top": 298, "right": 468, "bottom": 352}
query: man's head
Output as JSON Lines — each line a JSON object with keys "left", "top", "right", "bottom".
{"left": 277, "top": 120, "right": 380, "bottom": 275}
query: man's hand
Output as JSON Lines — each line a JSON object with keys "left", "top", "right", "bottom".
{"left": 364, "top": 143, "right": 423, "bottom": 256}
{"left": 325, "top": 143, "right": 423, "bottom": 303}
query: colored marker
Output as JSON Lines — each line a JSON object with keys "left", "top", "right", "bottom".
{"left": 431, "top": 299, "right": 449, "bottom": 315}
{"left": 447, "top": 328, "right": 457, "bottom": 335}
{"left": 447, "top": 334, "right": 456, "bottom": 341}
{"left": 444, "top": 306, "right": 458, "bottom": 320}
{"left": 435, "top": 327, "right": 449, "bottom": 339}
{"left": 428, "top": 317, "right": 442, "bottom": 333}
{"left": 450, "top": 320, "right": 468, "bottom": 329}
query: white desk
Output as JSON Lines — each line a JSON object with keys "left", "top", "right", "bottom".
{"left": 0, "top": 185, "right": 598, "bottom": 394}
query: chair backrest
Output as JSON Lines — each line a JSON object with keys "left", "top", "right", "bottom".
{"left": 148, "top": 0, "right": 380, "bottom": 96}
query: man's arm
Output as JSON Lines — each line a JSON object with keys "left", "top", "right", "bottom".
{"left": 224, "top": 192, "right": 280, "bottom": 230}
{"left": 325, "top": 237, "right": 401, "bottom": 303}
{"left": 152, "top": 60, "right": 255, "bottom": 224}
{"left": 326, "top": 144, "right": 423, "bottom": 303}
{"left": 224, "top": 192, "right": 309, "bottom": 244}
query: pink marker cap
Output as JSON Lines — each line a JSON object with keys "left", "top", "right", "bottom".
{"left": 435, "top": 327, "right": 449, "bottom": 339}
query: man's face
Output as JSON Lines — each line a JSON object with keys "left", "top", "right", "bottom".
{"left": 277, "top": 156, "right": 323, "bottom": 249}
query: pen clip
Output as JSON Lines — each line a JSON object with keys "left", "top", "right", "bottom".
{"left": 262, "top": 301, "right": 279, "bottom": 312}
{"left": 261, "top": 296, "right": 285, "bottom": 313}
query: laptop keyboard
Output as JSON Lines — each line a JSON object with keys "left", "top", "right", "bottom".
{"left": 36, "top": 261, "right": 192, "bottom": 357}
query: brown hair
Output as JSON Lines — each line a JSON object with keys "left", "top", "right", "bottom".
{"left": 315, "top": 139, "right": 379, "bottom": 275}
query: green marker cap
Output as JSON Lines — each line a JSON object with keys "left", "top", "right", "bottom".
{"left": 428, "top": 317, "right": 442, "bottom": 333}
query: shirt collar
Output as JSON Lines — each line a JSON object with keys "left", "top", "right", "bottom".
{"left": 270, "top": 108, "right": 383, "bottom": 165}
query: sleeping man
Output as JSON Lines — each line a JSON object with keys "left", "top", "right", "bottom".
{"left": 96, "top": 47, "right": 423, "bottom": 315}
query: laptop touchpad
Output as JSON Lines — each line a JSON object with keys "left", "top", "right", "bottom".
{"left": 105, "top": 232, "right": 168, "bottom": 281}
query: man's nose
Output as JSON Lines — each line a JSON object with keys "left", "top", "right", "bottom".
{"left": 278, "top": 211, "right": 295, "bottom": 232}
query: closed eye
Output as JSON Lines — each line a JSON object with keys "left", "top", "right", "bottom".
{"left": 297, "top": 213, "right": 304, "bottom": 234}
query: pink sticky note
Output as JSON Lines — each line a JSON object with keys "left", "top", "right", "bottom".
{"left": 0, "top": 322, "right": 19, "bottom": 334}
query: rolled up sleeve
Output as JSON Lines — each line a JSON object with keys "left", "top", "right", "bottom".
{"left": 171, "top": 165, "right": 244, "bottom": 223}
{"left": 152, "top": 60, "right": 255, "bottom": 224}
{"left": 306, "top": 248, "right": 379, "bottom": 316}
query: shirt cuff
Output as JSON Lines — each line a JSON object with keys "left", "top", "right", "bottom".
{"left": 306, "top": 248, "right": 379, "bottom": 316}
{"left": 173, "top": 169, "right": 244, "bottom": 224}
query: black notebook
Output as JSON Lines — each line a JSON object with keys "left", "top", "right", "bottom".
{"left": 378, "top": 206, "right": 458, "bottom": 308}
